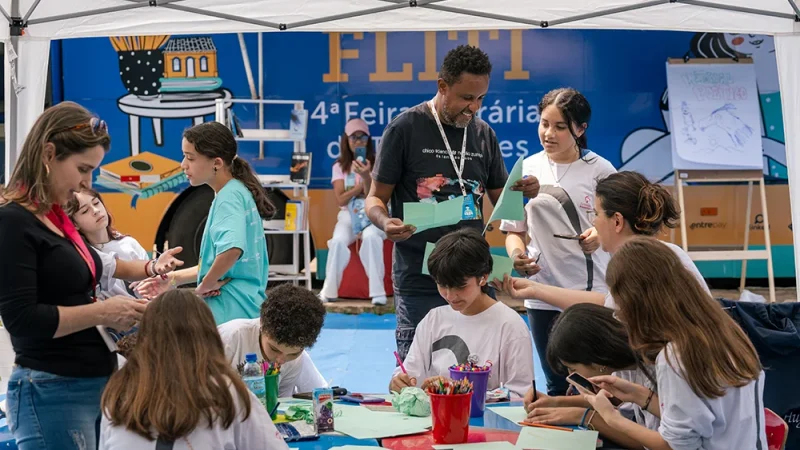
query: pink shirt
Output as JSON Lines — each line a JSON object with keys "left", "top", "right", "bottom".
{"left": 331, "top": 162, "right": 363, "bottom": 211}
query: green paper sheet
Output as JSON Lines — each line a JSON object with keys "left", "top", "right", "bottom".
{"left": 515, "top": 426, "right": 599, "bottom": 450}
{"left": 489, "top": 254, "right": 514, "bottom": 283}
{"left": 333, "top": 403, "right": 432, "bottom": 440}
{"left": 432, "top": 442, "right": 520, "bottom": 449}
{"left": 486, "top": 155, "right": 525, "bottom": 227}
{"left": 421, "top": 242, "right": 436, "bottom": 275}
{"left": 404, "top": 197, "right": 465, "bottom": 233}
{"left": 486, "top": 405, "right": 528, "bottom": 424}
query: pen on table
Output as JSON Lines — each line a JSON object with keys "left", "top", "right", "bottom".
{"left": 269, "top": 401, "right": 281, "bottom": 418}
{"left": 517, "top": 422, "right": 574, "bottom": 432}
{"left": 393, "top": 351, "right": 407, "bottom": 374}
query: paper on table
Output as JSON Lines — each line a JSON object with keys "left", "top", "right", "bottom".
{"left": 484, "top": 155, "right": 525, "bottom": 232}
{"left": 486, "top": 405, "right": 528, "bottom": 424}
{"left": 432, "top": 442, "right": 520, "bottom": 449}
{"left": 515, "top": 426, "right": 599, "bottom": 450}
{"left": 404, "top": 196, "right": 465, "bottom": 233}
{"left": 489, "top": 254, "right": 514, "bottom": 283}
{"left": 333, "top": 403, "right": 431, "bottom": 440}
{"left": 421, "top": 242, "right": 436, "bottom": 275}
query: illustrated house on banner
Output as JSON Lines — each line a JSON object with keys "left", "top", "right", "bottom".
{"left": 161, "top": 36, "right": 222, "bottom": 92}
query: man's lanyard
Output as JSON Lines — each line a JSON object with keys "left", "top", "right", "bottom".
{"left": 428, "top": 99, "right": 468, "bottom": 197}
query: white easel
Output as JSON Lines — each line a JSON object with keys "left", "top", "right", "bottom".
{"left": 674, "top": 168, "right": 776, "bottom": 303}
{"left": 667, "top": 57, "right": 775, "bottom": 303}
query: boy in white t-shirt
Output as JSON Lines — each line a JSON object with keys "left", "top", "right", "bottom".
{"left": 389, "top": 228, "right": 534, "bottom": 398}
{"left": 218, "top": 284, "right": 328, "bottom": 398}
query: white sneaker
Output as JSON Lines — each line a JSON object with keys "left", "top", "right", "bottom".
{"left": 371, "top": 295, "right": 387, "bottom": 306}
{"left": 319, "top": 293, "right": 335, "bottom": 303}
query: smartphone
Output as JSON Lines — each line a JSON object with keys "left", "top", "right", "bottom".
{"left": 355, "top": 146, "right": 367, "bottom": 163}
{"left": 566, "top": 373, "right": 623, "bottom": 407}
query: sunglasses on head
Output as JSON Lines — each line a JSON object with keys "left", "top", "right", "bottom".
{"left": 50, "top": 117, "right": 108, "bottom": 139}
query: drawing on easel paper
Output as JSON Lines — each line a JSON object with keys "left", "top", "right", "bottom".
{"left": 666, "top": 60, "right": 763, "bottom": 170}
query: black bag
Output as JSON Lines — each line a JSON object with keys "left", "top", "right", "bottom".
{"left": 718, "top": 298, "right": 800, "bottom": 449}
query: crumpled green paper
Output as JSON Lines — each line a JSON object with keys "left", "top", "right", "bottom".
{"left": 392, "top": 387, "right": 431, "bottom": 417}
{"left": 284, "top": 404, "right": 315, "bottom": 423}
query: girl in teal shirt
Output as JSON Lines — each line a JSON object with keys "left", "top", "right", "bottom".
{"left": 137, "top": 122, "right": 274, "bottom": 324}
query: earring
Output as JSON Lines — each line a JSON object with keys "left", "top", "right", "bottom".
{"left": 600, "top": 366, "right": 607, "bottom": 373}
{"left": 213, "top": 167, "right": 217, "bottom": 174}
{"left": 45, "top": 164, "right": 50, "bottom": 177}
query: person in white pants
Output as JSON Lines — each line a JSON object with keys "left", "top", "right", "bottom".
{"left": 320, "top": 118, "right": 388, "bottom": 305}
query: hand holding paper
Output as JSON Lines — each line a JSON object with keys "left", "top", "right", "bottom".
{"left": 485, "top": 156, "right": 526, "bottom": 231}
{"left": 404, "top": 197, "right": 465, "bottom": 234}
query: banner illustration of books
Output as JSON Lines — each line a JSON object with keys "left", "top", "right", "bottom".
{"left": 95, "top": 152, "right": 188, "bottom": 207}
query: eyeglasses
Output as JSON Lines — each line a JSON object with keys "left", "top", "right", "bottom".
{"left": 50, "top": 117, "right": 108, "bottom": 139}
{"left": 348, "top": 134, "right": 369, "bottom": 143}
{"left": 586, "top": 209, "right": 597, "bottom": 223}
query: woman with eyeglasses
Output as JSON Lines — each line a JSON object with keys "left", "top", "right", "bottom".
{"left": 319, "top": 118, "right": 388, "bottom": 305}
{"left": 0, "top": 102, "right": 183, "bottom": 450}
{"left": 499, "top": 88, "right": 616, "bottom": 396}
{"left": 583, "top": 237, "right": 767, "bottom": 450}
{"left": 497, "top": 171, "right": 710, "bottom": 313}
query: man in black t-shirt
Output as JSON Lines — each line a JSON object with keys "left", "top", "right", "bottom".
{"left": 366, "top": 45, "right": 540, "bottom": 360}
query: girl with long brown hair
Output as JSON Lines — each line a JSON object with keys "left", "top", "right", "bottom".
{"left": 0, "top": 101, "right": 182, "bottom": 449}
{"left": 99, "top": 290, "right": 289, "bottom": 449}
{"left": 136, "top": 122, "right": 274, "bottom": 324}
{"left": 584, "top": 237, "right": 766, "bottom": 450}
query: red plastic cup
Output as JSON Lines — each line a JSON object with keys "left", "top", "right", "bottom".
{"left": 429, "top": 392, "right": 473, "bottom": 444}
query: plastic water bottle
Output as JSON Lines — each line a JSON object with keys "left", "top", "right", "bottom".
{"left": 242, "top": 353, "right": 267, "bottom": 408}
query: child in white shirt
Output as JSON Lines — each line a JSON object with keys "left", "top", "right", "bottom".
{"left": 218, "top": 283, "right": 328, "bottom": 397}
{"left": 584, "top": 237, "right": 767, "bottom": 450}
{"left": 389, "top": 228, "right": 534, "bottom": 398}
{"left": 99, "top": 290, "right": 289, "bottom": 450}
{"left": 66, "top": 188, "right": 150, "bottom": 300}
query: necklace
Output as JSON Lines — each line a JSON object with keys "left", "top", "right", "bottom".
{"left": 546, "top": 149, "right": 579, "bottom": 184}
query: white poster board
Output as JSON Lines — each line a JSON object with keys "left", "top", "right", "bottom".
{"left": 666, "top": 60, "right": 763, "bottom": 170}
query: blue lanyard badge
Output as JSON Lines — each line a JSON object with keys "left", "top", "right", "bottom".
{"left": 462, "top": 194, "right": 479, "bottom": 221}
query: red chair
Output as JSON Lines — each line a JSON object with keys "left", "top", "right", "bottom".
{"left": 765, "top": 408, "right": 789, "bottom": 450}
{"left": 337, "top": 239, "right": 394, "bottom": 299}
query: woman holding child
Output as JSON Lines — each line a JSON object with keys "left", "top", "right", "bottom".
{"left": 0, "top": 102, "right": 182, "bottom": 450}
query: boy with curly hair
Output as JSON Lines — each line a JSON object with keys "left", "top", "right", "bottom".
{"left": 218, "top": 283, "right": 327, "bottom": 397}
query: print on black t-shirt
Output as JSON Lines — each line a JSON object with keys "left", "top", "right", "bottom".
{"left": 372, "top": 102, "right": 508, "bottom": 297}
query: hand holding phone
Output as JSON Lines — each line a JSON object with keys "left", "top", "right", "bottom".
{"left": 355, "top": 146, "right": 367, "bottom": 163}
{"left": 566, "top": 372, "right": 623, "bottom": 407}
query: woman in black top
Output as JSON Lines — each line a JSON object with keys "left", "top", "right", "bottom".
{"left": 0, "top": 102, "right": 182, "bottom": 450}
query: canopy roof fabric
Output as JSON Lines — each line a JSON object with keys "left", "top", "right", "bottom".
{"left": 0, "top": 0, "right": 798, "bottom": 39}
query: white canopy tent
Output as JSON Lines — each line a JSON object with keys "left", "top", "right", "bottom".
{"left": 2, "top": 0, "right": 800, "bottom": 294}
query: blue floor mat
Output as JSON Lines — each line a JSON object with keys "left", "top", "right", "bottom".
{"left": 307, "top": 313, "right": 547, "bottom": 394}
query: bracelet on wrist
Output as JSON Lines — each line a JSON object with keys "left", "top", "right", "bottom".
{"left": 579, "top": 408, "right": 590, "bottom": 428}
{"left": 642, "top": 389, "right": 655, "bottom": 411}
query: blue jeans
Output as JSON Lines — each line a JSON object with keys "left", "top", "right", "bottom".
{"left": 6, "top": 366, "right": 109, "bottom": 450}
{"left": 526, "top": 308, "right": 569, "bottom": 396}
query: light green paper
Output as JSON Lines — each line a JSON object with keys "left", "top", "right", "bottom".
{"left": 486, "top": 155, "right": 525, "bottom": 227}
{"left": 432, "top": 442, "right": 520, "bottom": 449}
{"left": 333, "top": 403, "right": 432, "bottom": 440}
{"left": 404, "top": 196, "right": 465, "bottom": 233}
{"left": 489, "top": 254, "right": 514, "bottom": 283}
{"left": 421, "top": 242, "right": 436, "bottom": 275}
{"left": 515, "top": 426, "right": 599, "bottom": 450}
{"left": 486, "top": 405, "right": 528, "bottom": 424}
